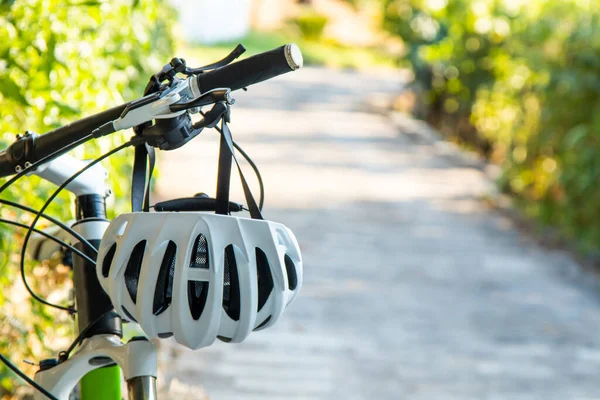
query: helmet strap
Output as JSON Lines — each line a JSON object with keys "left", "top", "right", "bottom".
{"left": 130, "top": 76, "right": 162, "bottom": 213}
{"left": 130, "top": 142, "right": 155, "bottom": 212}
{"left": 215, "top": 116, "right": 263, "bottom": 220}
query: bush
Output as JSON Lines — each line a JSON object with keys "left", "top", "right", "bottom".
{"left": 0, "top": 0, "right": 174, "bottom": 396}
{"left": 383, "top": 0, "right": 600, "bottom": 253}
{"left": 383, "top": 0, "right": 499, "bottom": 152}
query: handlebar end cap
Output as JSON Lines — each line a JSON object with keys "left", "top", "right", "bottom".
{"left": 285, "top": 43, "right": 303, "bottom": 71}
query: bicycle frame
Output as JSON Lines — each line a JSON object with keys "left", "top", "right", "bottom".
{"left": 29, "top": 154, "right": 158, "bottom": 400}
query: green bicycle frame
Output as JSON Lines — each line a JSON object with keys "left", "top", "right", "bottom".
{"left": 81, "top": 367, "right": 121, "bottom": 399}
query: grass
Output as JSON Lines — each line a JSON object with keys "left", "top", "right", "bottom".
{"left": 179, "top": 30, "right": 398, "bottom": 70}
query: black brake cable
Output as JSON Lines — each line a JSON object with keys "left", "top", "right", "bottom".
{"left": 0, "top": 353, "right": 59, "bottom": 400}
{"left": 199, "top": 110, "right": 265, "bottom": 210}
{"left": 59, "top": 308, "right": 115, "bottom": 362}
{"left": 232, "top": 141, "right": 265, "bottom": 211}
{"left": 19, "top": 140, "right": 134, "bottom": 313}
{"left": 0, "top": 218, "right": 95, "bottom": 265}
{"left": 0, "top": 134, "right": 98, "bottom": 255}
{"left": 0, "top": 199, "right": 97, "bottom": 256}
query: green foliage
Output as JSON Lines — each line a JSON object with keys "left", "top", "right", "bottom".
{"left": 291, "top": 9, "right": 329, "bottom": 41}
{"left": 384, "top": 0, "right": 600, "bottom": 253}
{"left": 0, "top": 0, "right": 173, "bottom": 395}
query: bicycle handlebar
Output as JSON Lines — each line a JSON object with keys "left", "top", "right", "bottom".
{"left": 0, "top": 44, "right": 303, "bottom": 178}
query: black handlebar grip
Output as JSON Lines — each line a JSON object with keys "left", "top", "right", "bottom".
{"left": 196, "top": 43, "right": 303, "bottom": 93}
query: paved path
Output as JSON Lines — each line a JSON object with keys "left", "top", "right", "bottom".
{"left": 155, "top": 67, "right": 600, "bottom": 400}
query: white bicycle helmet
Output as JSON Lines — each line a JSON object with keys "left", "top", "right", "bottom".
{"left": 96, "top": 212, "right": 302, "bottom": 350}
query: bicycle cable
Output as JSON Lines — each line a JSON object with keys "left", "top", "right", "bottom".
{"left": 232, "top": 140, "right": 265, "bottom": 211}
{"left": 0, "top": 134, "right": 99, "bottom": 256}
{"left": 199, "top": 110, "right": 265, "bottom": 211}
{"left": 0, "top": 218, "right": 95, "bottom": 265}
{"left": 0, "top": 140, "right": 131, "bottom": 398}
{"left": 0, "top": 353, "right": 59, "bottom": 400}
{"left": 19, "top": 140, "right": 134, "bottom": 313}
{"left": 0, "top": 199, "right": 98, "bottom": 256}
{"left": 59, "top": 307, "right": 115, "bottom": 362}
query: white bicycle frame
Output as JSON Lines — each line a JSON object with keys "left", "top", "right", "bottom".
{"left": 28, "top": 153, "right": 158, "bottom": 400}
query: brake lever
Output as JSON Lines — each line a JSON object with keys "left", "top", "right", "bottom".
{"left": 185, "top": 44, "right": 246, "bottom": 74}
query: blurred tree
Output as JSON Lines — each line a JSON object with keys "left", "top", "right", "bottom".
{"left": 382, "top": 0, "right": 496, "bottom": 152}
{"left": 0, "top": 0, "right": 174, "bottom": 396}
{"left": 471, "top": 1, "right": 600, "bottom": 251}
{"left": 382, "top": 0, "right": 600, "bottom": 253}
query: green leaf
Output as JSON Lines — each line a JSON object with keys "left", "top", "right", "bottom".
{"left": 52, "top": 101, "right": 80, "bottom": 116}
{"left": 563, "top": 124, "right": 588, "bottom": 149}
{"left": 0, "top": 0, "right": 15, "bottom": 11}
{"left": 0, "top": 76, "right": 29, "bottom": 106}
{"left": 1, "top": 376, "right": 14, "bottom": 391}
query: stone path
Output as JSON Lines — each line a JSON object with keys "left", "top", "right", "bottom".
{"left": 155, "top": 67, "right": 600, "bottom": 400}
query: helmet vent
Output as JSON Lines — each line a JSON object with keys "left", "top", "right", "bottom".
{"left": 102, "top": 243, "right": 117, "bottom": 278}
{"left": 153, "top": 241, "right": 177, "bottom": 316}
{"left": 187, "top": 280, "right": 209, "bottom": 320}
{"left": 222, "top": 245, "right": 240, "bottom": 321}
{"left": 124, "top": 240, "right": 147, "bottom": 303}
{"left": 254, "top": 315, "right": 272, "bottom": 331}
{"left": 217, "top": 335, "right": 232, "bottom": 343}
{"left": 255, "top": 248, "right": 273, "bottom": 312}
{"left": 190, "top": 234, "right": 209, "bottom": 269}
{"left": 284, "top": 255, "right": 298, "bottom": 290}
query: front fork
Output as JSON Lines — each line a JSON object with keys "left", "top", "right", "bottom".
{"left": 33, "top": 334, "right": 158, "bottom": 400}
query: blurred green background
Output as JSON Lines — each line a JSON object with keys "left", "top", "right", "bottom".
{"left": 381, "top": 0, "right": 600, "bottom": 255}
{"left": 1, "top": 0, "right": 599, "bottom": 397}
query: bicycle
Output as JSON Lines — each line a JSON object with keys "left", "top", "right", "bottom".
{"left": 0, "top": 43, "right": 304, "bottom": 400}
